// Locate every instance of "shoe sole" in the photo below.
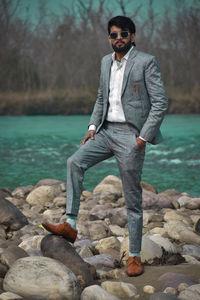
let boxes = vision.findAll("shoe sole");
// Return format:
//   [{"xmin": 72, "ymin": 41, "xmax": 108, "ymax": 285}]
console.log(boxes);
[{"xmin": 41, "ymin": 223, "xmax": 76, "ymax": 243}]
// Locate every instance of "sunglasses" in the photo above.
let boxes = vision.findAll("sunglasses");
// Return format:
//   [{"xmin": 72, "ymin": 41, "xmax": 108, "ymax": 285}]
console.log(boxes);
[{"xmin": 109, "ymin": 31, "xmax": 129, "ymax": 40}]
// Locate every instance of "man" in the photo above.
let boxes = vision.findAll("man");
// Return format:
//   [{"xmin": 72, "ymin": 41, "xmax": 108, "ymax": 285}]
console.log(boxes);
[{"xmin": 43, "ymin": 16, "xmax": 168, "ymax": 276}]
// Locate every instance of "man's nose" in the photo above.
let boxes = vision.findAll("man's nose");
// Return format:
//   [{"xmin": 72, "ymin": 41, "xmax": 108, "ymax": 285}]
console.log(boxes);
[{"xmin": 116, "ymin": 32, "xmax": 122, "ymax": 39}]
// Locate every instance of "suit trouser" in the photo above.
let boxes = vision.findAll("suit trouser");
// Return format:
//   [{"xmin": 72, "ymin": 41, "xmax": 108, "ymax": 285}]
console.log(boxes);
[{"xmin": 66, "ymin": 121, "xmax": 145, "ymax": 253}]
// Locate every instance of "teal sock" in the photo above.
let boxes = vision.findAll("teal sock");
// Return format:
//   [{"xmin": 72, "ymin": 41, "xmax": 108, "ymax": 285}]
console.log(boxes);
[
  {"xmin": 66, "ymin": 215, "xmax": 77, "ymax": 230},
  {"xmin": 129, "ymin": 252, "xmax": 140, "ymax": 257}
]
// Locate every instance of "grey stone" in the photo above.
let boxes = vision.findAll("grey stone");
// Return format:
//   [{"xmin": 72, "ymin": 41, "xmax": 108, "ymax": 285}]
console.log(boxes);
[
  {"xmin": 195, "ymin": 218, "xmax": 200, "ymax": 234},
  {"xmin": 12, "ymin": 186, "xmax": 34, "ymax": 199},
  {"xmin": 87, "ymin": 220, "xmax": 111, "ymax": 240},
  {"xmin": 81, "ymin": 284, "xmax": 120, "ymax": 300},
  {"xmin": 179, "ymin": 284, "xmax": 200, "ymax": 300},
  {"xmin": 101, "ymin": 281, "xmax": 137, "ymax": 298},
  {"xmin": 142, "ymin": 190, "xmax": 173, "ymax": 209},
  {"xmin": 84, "ymin": 254, "xmax": 117, "ymax": 269},
  {"xmin": 109, "ymin": 208, "xmax": 127, "ymax": 227},
  {"xmin": 182, "ymin": 244, "xmax": 200, "ymax": 259},
  {"xmin": 3, "ymin": 256, "xmax": 81, "ymax": 299},
  {"xmin": 41, "ymin": 234, "xmax": 94, "ymax": 287},
  {"xmin": 0, "ymin": 263, "xmax": 8, "ymax": 278},
  {"xmin": 89, "ymin": 205, "xmax": 110, "ymax": 221},
  {"xmin": 26, "ymin": 185, "xmax": 62, "ymax": 206},
  {"xmin": 158, "ymin": 272, "xmax": 198, "ymax": 290},
  {"xmin": 149, "ymin": 292, "xmax": 179, "ymax": 299},
  {"xmin": 0, "ymin": 197, "xmax": 28, "ymax": 230},
  {"xmin": 1, "ymin": 245, "xmax": 28, "ymax": 268}
]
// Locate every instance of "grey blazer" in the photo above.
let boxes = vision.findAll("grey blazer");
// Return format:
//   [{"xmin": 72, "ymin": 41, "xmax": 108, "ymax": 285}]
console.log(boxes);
[{"xmin": 89, "ymin": 48, "xmax": 168, "ymax": 144}]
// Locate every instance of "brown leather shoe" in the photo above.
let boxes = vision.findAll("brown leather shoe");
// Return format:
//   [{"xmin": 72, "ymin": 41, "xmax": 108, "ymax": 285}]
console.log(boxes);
[
  {"xmin": 126, "ymin": 256, "xmax": 143, "ymax": 276},
  {"xmin": 42, "ymin": 222, "xmax": 77, "ymax": 243}
]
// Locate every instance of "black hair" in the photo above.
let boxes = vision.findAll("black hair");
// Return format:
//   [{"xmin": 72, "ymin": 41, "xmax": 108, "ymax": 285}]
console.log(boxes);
[{"xmin": 108, "ymin": 16, "xmax": 136, "ymax": 46}]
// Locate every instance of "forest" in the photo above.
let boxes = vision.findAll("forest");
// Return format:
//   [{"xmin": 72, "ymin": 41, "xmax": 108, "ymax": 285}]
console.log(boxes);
[{"xmin": 0, "ymin": 0, "xmax": 199, "ymax": 115}]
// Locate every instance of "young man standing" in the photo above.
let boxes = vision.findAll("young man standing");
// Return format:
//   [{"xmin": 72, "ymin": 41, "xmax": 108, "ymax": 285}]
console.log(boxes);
[{"xmin": 43, "ymin": 16, "xmax": 168, "ymax": 276}]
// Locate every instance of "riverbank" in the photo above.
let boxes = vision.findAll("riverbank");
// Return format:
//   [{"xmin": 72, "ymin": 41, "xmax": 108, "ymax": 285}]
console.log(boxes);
[
  {"xmin": 0, "ymin": 175, "xmax": 200, "ymax": 299},
  {"xmin": 0, "ymin": 85, "xmax": 200, "ymax": 115}
]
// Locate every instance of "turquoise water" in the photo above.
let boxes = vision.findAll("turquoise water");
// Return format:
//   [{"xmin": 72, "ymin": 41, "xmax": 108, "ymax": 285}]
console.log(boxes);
[{"xmin": 0, "ymin": 115, "xmax": 200, "ymax": 196}]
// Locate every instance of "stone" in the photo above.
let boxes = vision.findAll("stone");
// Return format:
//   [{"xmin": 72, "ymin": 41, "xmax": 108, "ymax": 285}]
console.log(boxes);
[
  {"xmin": 179, "ymin": 284, "xmax": 200, "ymax": 300},
  {"xmin": 0, "ymin": 263, "xmax": 8, "ymax": 278},
  {"xmin": 143, "ymin": 285, "xmax": 155, "ymax": 294},
  {"xmin": 87, "ymin": 220, "xmax": 111, "ymax": 240},
  {"xmin": 1, "ymin": 245, "xmax": 28, "ymax": 268},
  {"xmin": 12, "ymin": 186, "xmax": 34, "ymax": 199},
  {"xmin": 148, "ymin": 234, "xmax": 178, "ymax": 253},
  {"xmin": 101, "ymin": 281, "xmax": 137, "ymax": 298},
  {"xmin": 74, "ymin": 239, "xmax": 93, "ymax": 249},
  {"xmin": 141, "ymin": 181, "xmax": 157, "ymax": 193},
  {"xmin": 158, "ymin": 272, "xmax": 198, "ymax": 290},
  {"xmin": 177, "ymin": 196, "xmax": 200, "ymax": 210},
  {"xmin": 102, "ymin": 269, "xmax": 125, "ymax": 280},
  {"xmin": 53, "ymin": 197, "xmax": 66, "ymax": 207},
  {"xmin": 164, "ymin": 210, "xmax": 192, "ymax": 226},
  {"xmin": 35, "ymin": 179, "xmax": 64, "ymax": 187},
  {"xmin": 0, "ymin": 197, "xmax": 28, "ymax": 230},
  {"xmin": 41, "ymin": 234, "xmax": 94, "ymax": 287},
  {"xmin": 89, "ymin": 205, "xmax": 110, "ymax": 221},
  {"xmin": 109, "ymin": 225, "xmax": 127, "ymax": 237},
  {"xmin": 182, "ymin": 255, "xmax": 200, "ymax": 264},
  {"xmin": 164, "ymin": 220, "xmax": 200, "ymax": 245},
  {"xmin": 142, "ymin": 190, "xmax": 172, "ymax": 209},
  {"xmin": 150, "ymin": 228, "xmax": 167, "ymax": 236},
  {"xmin": 81, "ymin": 284, "xmax": 120, "ymax": 300},
  {"xmin": 178, "ymin": 283, "xmax": 189, "ymax": 292},
  {"xmin": 163, "ymin": 287, "xmax": 177, "ymax": 295},
  {"xmin": 149, "ymin": 292, "xmax": 179, "ymax": 300},
  {"xmin": 195, "ymin": 218, "xmax": 200, "ymax": 234},
  {"xmin": 182, "ymin": 244, "xmax": 200, "ymax": 259},
  {"xmin": 120, "ymin": 236, "xmax": 162, "ymax": 264},
  {"xmin": 109, "ymin": 208, "xmax": 127, "ymax": 227},
  {"xmin": 158, "ymin": 190, "xmax": 182, "ymax": 202},
  {"xmin": 95, "ymin": 237, "xmax": 120, "ymax": 254},
  {"xmin": 84, "ymin": 254, "xmax": 117, "ymax": 269},
  {"xmin": 3, "ymin": 256, "xmax": 81, "ymax": 299},
  {"xmin": 42, "ymin": 208, "xmax": 65, "ymax": 220},
  {"xmin": 18, "ymin": 236, "xmax": 44, "ymax": 251},
  {"xmin": 0, "ymin": 291, "xmax": 22, "ymax": 299},
  {"xmin": 26, "ymin": 185, "xmax": 62, "ymax": 206},
  {"xmin": 78, "ymin": 245, "xmax": 93, "ymax": 259},
  {"xmin": 0, "ymin": 226, "xmax": 6, "ymax": 239}
]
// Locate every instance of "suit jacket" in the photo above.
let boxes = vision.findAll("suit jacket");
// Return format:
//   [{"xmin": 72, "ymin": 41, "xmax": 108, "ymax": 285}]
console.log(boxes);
[{"xmin": 89, "ymin": 48, "xmax": 168, "ymax": 144}]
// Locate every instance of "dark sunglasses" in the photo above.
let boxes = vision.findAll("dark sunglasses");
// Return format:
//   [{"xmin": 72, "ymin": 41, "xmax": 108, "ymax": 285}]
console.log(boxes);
[{"xmin": 109, "ymin": 31, "xmax": 129, "ymax": 40}]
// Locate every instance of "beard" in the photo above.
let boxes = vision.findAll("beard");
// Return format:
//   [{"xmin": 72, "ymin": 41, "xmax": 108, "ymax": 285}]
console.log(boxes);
[{"xmin": 112, "ymin": 40, "xmax": 132, "ymax": 53}]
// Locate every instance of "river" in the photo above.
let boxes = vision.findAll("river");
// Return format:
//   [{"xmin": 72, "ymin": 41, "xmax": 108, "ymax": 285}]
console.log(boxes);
[{"xmin": 0, "ymin": 115, "xmax": 199, "ymax": 196}]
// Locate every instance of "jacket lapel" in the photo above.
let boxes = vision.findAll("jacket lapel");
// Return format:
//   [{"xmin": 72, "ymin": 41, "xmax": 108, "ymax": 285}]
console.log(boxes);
[
  {"xmin": 121, "ymin": 48, "xmax": 138, "ymax": 97},
  {"xmin": 103, "ymin": 55, "xmax": 112, "ymax": 99}
]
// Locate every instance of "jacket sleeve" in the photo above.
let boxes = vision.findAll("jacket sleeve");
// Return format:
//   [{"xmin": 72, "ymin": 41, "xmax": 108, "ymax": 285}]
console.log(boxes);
[
  {"xmin": 88, "ymin": 59, "xmax": 104, "ymax": 129},
  {"xmin": 139, "ymin": 56, "xmax": 168, "ymax": 142}
]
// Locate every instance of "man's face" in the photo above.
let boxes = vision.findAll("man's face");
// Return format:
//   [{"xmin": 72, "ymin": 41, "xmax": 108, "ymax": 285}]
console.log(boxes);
[{"xmin": 108, "ymin": 25, "xmax": 135, "ymax": 53}]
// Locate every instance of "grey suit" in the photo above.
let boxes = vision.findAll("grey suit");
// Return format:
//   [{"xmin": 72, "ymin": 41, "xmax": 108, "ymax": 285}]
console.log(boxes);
[{"xmin": 66, "ymin": 48, "xmax": 168, "ymax": 254}]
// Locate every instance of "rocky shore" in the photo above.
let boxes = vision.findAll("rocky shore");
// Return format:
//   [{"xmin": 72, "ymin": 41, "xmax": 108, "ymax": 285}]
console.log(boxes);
[{"xmin": 0, "ymin": 175, "xmax": 200, "ymax": 300}]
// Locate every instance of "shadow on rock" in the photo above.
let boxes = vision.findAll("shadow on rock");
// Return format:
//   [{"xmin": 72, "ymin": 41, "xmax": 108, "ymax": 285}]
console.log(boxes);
[{"xmin": 41, "ymin": 234, "xmax": 95, "ymax": 287}]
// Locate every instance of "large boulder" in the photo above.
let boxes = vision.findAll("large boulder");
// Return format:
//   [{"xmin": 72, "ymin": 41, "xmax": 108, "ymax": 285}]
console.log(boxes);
[
  {"xmin": 1, "ymin": 245, "xmax": 28, "ymax": 268},
  {"xmin": 142, "ymin": 190, "xmax": 173, "ymax": 209},
  {"xmin": 41, "ymin": 234, "xmax": 94, "ymax": 287},
  {"xmin": 26, "ymin": 185, "xmax": 62, "ymax": 206},
  {"xmin": 0, "ymin": 197, "xmax": 28, "ymax": 231},
  {"xmin": 179, "ymin": 284, "xmax": 200, "ymax": 300},
  {"xmin": 3, "ymin": 256, "xmax": 81, "ymax": 299}
]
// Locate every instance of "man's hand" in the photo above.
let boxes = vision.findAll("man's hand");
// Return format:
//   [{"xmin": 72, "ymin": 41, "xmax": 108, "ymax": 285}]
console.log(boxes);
[
  {"xmin": 136, "ymin": 137, "xmax": 146, "ymax": 150},
  {"xmin": 80, "ymin": 130, "xmax": 95, "ymax": 146}
]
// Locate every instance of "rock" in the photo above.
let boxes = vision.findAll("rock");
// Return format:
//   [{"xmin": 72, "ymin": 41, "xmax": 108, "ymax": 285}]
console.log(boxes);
[
  {"xmin": 148, "ymin": 234, "xmax": 178, "ymax": 253},
  {"xmin": 164, "ymin": 210, "xmax": 192, "ymax": 226},
  {"xmin": 109, "ymin": 208, "xmax": 127, "ymax": 227},
  {"xmin": 18, "ymin": 236, "xmax": 44, "ymax": 251},
  {"xmin": 81, "ymin": 190, "xmax": 92, "ymax": 201},
  {"xmin": 149, "ymin": 292, "xmax": 179, "ymax": 299},
  {"xmin": 3, "ymin": 256, "xmax": 81, "ymax": 299},
  {"xmin": 163, "ymin": 287, "xmax": 177, "ymax": 295},
  {"xmin": 195, "ymin": 219, "xmax": 200, "ymax": 234},
  {"xmin": 78, "ymin": 245, "xmax": 93, "ymax": 259},
  {"xmin": 150, "ymin": 227, "xmax": 167, "ymax": 236},
  {"xmin": 93, "ymin": 175, "xmax": 122, "ymax": 203},
  {"xmin": 87, "ymin": 221, "xmax": 111, "ymax": 240},
  {"xmin": 12, "ymin": 186, "xmax": 34, "ymax": 199},
  {"xmin": 53, "ymin": 197, "xmax": 66, "ymax": 207},
  {"xmin": 0, "ymin": 197, "xmax": 28, "ymax": 230},
  {"xmin": 42, "ymin": 208, "xmax": 65, "ymax": 220},
  {"xmin": 158, "ymin": 272, "xmax": 198, "ymax": 291},
  {"xmin": 0, "ymin": 263, "xmax": 8, "ymax": 278},
  {"xmin": 84, "ymin": 254, "xmax": 117, "ymax": 269},
  {"xmin": 101, "ymin": 281, "xmax": 137, "ymax": 298},
  {"xmin": 182, "ymin": 255, "xmax": 200, "ymax": 264},
  {"xmin": 0, "ymin": 226, "xmax": 6, "ymax": 239},
  {"xmin": 164, "ymin": 220, "xmax": 200, "ymax": 245},
  {"xmin": 109, "ymin": 225, "xmax": 127, "ymax": 237},
  {"xmin": 179, "ymin": 284, "xmax": 200, "ymax": 300},
  {"xmin": 142, "ymin": 190, "xmax": 172, "ymax": 209},
  {"xmin": 96, "ymin": 175, "xmax": 122, "ymax": 189},
  {"xmin": 1, "ymin": 245, "xmax": 28, "ymax": 268},
  {"xmin": 177, "ymin": 196, "xmax": 200, "ymax": 209},
  {"xmin": 35, "ymin": 179, "xmax": 64, "ymax": 187},
  {"xmin": 141, "ymin": 181, "xmax": 157, "ymax": 193},
  {"xmin": 158, "ymin": 190, "xmax": 182, "ymax": 202},
  {"xmin": 89, "ymin": 205, "xmax": 110, "ymax": 221},
  {"xmin": 143, "ymin": 285, "xmax": 155, "ymax": 294},
  {"xmin": 101, "ymin": 269, "xmax": 125, "ymax": 280},
  {"xmin": 81, "ymin": 284, "xmax": 120, "ymax": 300},
  {"xmin": 182, "ymin": 244, "xmax": 200, "ymax": 259},
  {"xmin": 95, "ymin": 237, "xmax": 120, "ymax": 254},
  {"xmin": 178, "ymin": 283, "xmax": 189, "ymax": 292},
  {"xmin": 0, "ymin": 291, "xmax": 22, "ymax": 299},
  {"xmin": 41, "ymin": 234, "xmax": 94, "ymax": 287},
  {"xmin": 74, "ymin": 239, "xmax": 93, "ymax": 249},
  {"xmin": 26, "ymin": 185, "xmax": 62, "ymax": 206},
  {"xmin": 120, "ymin": 236, "xmax": 163, "ymax": 264}
]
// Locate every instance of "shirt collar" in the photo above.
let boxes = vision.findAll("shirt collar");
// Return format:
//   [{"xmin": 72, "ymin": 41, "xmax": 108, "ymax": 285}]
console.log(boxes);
[{"xmin": 112, "ymin": 46, "xmax": 134, "ymax": 62}]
